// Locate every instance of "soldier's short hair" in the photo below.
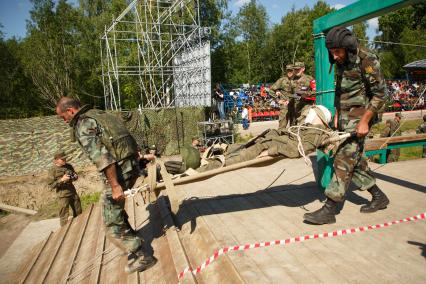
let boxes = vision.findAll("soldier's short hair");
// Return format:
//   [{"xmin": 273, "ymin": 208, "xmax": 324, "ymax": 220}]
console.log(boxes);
[
  {"xmin": 56, "ymin": 97, "xmax": 81, "ymax": 112},
  {"xmin": 395, "ymin": 112, "xmax": 402, "ymax": 118},
  {"xmin": 294, "ymin": 62, "xmax": 305, "ymax": 68},
  {"xmin": 54, "ymin": 151, "xmax": 66, "ymax": 160}
]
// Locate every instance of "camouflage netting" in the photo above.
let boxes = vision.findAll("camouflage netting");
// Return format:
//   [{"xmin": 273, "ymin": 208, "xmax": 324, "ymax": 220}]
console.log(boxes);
[{"xmin": 0, "ymin": 107, "xmax": 207, "ymax": 177}]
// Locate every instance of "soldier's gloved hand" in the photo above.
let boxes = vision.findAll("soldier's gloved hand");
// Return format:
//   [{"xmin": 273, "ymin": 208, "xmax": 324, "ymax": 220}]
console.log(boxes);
[{"xmin": 111, "ymin": 184, "xmax": 125, "ymax": 201}]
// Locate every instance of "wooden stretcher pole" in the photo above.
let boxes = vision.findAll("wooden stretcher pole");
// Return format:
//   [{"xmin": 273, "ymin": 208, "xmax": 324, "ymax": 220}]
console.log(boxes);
[{"xmin": 156, "ymin": 156, "xmax": 282, "ymax": 191}]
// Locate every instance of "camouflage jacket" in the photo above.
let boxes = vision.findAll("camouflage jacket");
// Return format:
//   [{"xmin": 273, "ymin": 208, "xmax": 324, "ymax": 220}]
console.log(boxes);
[
  {"xmin": 381, "ymin": 120, "xmax": 401, "ymax": 138},
  {"xmin": 335, "ymin": 47, "xmax": 385, "ymax": 117},
  {"xmin": 416, "ymin": 122, "xmax": 426, "ymax": 134},
  {"xmin": 47, "ymin": 163, "xmax": 77, "ymax": 198},
  {"xmin": 270, "ymin": 74, "xmax": 313, "ymax": 100},
  {"xmin": 69, "ymin": 106, "xmax": 138, "ymax": 183}
]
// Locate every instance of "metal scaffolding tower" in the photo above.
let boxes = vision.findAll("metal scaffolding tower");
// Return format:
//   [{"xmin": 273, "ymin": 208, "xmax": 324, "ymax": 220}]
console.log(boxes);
[{"xmin": 101, "ymin": 0, "xmax": 211, "ymax": 110}]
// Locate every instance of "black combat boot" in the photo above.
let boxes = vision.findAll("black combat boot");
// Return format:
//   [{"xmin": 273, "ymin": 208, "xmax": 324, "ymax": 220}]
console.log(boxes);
[
  {"xmin": 360, "ymin": 185, "xmax": 389, "ymax": 213},
  {"xmin": 303, "ymin": 198, "xmax": 337, "ymax": 224},
  {"xmin": 126, "ymin": 247, "xmax": 158, "ymax": 274}
]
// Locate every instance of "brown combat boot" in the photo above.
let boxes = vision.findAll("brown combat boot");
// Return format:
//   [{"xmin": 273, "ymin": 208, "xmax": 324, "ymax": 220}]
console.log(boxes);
[
  {"xmin": 126, "ymin": 247, "xmax": 157, "ymax": 274},
  {"xmin": 360, "ymin": 185, "xmax": 389, "ymax": 213},
  {"xmin": 303, "ymin": 198, "xmax": 337, "ymax": 225}
]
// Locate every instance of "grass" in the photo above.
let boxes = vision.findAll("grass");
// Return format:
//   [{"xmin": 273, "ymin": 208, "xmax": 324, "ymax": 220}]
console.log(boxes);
[
  {"xmin": 369, "ymin": 119, "xmax": 424, "ymax": 162},
  {"xmin": 32, "ymin": 191, "xmax": 101, "ymax": 221},
  {"xmin": 370, "ymin": 119, "xmax": 422, "ymax": 136}
]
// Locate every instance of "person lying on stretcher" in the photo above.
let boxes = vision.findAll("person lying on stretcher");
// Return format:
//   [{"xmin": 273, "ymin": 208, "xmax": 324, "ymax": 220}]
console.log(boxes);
[{"xmin": 195, "ymin": 105, "xmax": 341, "ymax": 172}]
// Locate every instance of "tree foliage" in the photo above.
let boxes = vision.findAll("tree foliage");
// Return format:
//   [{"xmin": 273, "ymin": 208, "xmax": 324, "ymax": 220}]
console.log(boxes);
[
  {"xmin": 0, "ymin": 0, "xmax": 425, "ymax": 118},
  {"xmin": 376, "ymin": 3, "xmax": 426, "ymax": 78}
]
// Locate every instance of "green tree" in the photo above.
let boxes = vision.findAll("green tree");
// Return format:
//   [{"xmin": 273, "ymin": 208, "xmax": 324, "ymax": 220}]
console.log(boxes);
[
  {"xmin": 236, "ymin": 0, "xmax": 269, "ymax": 84},
  {"xmin": 376, "ymin": 3, "xmax": 426, "ymax": 78},
  {"xmin": 0, "ymin": 26, "xmax": 45, "ymax": 118},
  {"xmin": 20, "ymin": 0, "xmax": 82, "ymax": 109}
]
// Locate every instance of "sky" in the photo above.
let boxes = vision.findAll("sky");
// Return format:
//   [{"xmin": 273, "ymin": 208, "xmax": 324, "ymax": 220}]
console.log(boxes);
[{"xmin": 0, "ymin": 0, "xmax": 379, "ymax": 40}]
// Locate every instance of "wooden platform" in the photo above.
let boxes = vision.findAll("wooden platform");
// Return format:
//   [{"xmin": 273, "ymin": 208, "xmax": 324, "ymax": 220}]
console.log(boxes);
[{"xmin": 13, "ymin": 157, "xmax": 426, "ymax": 283}]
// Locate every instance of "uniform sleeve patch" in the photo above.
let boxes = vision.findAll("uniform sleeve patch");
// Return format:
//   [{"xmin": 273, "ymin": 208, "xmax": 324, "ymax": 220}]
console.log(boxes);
[{"xmin": 365, "ymin": 66, "xmax": 374, "ymax": 74}]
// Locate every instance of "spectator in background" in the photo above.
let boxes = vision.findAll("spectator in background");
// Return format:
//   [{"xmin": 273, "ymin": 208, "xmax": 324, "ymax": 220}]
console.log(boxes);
[
  {"xmin": 416, "ymin": 115, "xmax": 426, "ymax": 158},
  {"xmin": 241, "ymin": 104, "xmax": 249, "ymax": 130},
  {"xmin": 214, "ymin": 83, "xmax": 225, "ymax": 120}
]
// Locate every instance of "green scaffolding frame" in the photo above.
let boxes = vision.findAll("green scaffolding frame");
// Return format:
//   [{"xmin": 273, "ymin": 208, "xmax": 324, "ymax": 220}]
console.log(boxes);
[{"xmin": 313, "ymin": 0, "xmax": 423, "ymax": 190}]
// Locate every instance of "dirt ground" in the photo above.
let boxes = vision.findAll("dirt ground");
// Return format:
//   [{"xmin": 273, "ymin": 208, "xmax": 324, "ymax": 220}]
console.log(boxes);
[{"xmin": 0, "ymin": 165, "xmax": 103, "ymax": 211}]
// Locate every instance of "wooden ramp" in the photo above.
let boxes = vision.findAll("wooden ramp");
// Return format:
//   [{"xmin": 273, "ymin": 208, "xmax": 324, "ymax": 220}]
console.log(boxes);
[{"xmin": 14, "ymin": 157, "xmax": 426, "ymax": 283}]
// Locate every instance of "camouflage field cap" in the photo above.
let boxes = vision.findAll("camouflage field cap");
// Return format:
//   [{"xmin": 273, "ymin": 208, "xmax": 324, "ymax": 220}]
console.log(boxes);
[
  {"xmin": 395, "ymin": 112, "xmax": 403, "ymax": 118},
  {"xmin": 294, "ymin": 62, "xmax": 305, "ymax": 68},
  {"xmin": 286, "ymin": 64, "xmax": 294, "ymax": 70},
  {"xmin": 54, "ymin": 151, "xmax": 66, "ymax": 160}
]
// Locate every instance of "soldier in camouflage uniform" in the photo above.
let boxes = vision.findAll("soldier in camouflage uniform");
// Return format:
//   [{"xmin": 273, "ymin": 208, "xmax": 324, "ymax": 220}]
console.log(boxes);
[
  {"xmin": 380, "ymin": 113, "xmax": 402, "ymax": 162},
  {"xmin": 270, "ymin": 64, "xmax": 294, "ymax": 130},
  {"xmin": 304, "ymin": 27, "xmax": 390, "ymax": 225},
  {"xmin": 416, "ymin": 115, "xmax": 426, "ymax": 158},
  {"xmin": 270, "ymin": 62, "xmax": 314, "ymax": 130},
  {"xmin": 292, "ymin": 62, "xmax": 315, "ymax": 122},
  {"xmin": 47, "ymin": 151, "xmax": 82, "ymax": 226},
  {"xmin": 56, "ymin": 97, "xmax": 157, "ymax": 273},
  {"xmin": 197, "ymin": 105, "xmax": 333, "ymax": 172}
]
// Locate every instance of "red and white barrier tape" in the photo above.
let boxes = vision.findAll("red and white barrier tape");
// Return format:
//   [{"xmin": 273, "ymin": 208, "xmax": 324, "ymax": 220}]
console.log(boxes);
[{"xmin": 177, "ymin": 212, "xmax": 426, "ymax": 281}]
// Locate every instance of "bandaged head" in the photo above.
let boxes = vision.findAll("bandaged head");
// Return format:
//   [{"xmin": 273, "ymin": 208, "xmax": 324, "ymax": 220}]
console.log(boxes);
[{"xmin": 304, "ymin": 105, "xmax": 332, "ymax": 126}]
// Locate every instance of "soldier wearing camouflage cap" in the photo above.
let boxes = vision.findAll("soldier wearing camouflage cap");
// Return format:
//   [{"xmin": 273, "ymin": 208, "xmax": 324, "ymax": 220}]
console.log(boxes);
[
  {"xmin": 56, "ymin": 97, "xmax": 157, "ymax": 273},
  {"xmin": 270, "ymin": 61, "xmax": 314, "ymax": 130},
  {"xmin": 304, "ymin": 26, "xmax": 389, "ymax": 225},
  {"xmin": 291, "ymin": 61, "xmax": 315, "ymax": 126},
  {"xmin": 47, "ymin": 150, "xmax": 82, "ymax": 226}
]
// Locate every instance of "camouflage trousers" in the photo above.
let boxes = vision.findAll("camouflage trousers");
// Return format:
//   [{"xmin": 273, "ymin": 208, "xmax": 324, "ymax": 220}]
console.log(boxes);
[
  {"xmin": 101, "ymin": 182, "xmax": 142, "ymax": 253},
  {"xmin": 386, "ymin": 148, "xmax": 400, "ymax": 163},
  {"xmin": 325, "ymin": 137, "xmax": 376, "ymax": 202},
  {"xmin": 58, "ymin": 194, "xmax": 82, "ymax": 227},
  {"xmin": 198, "ymin": 127, "xmax": 326, "ymax": 172}
]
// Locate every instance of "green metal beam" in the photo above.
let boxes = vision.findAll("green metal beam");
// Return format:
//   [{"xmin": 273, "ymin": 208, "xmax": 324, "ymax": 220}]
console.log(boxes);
[{"xmin": 313, "ymin": 0, "xmax": 424, "ymax": 34}]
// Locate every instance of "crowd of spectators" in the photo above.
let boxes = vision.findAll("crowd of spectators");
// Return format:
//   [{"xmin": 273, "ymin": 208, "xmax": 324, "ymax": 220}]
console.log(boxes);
[
  {"xmin": 386, "ymin": 80, "xmax": 425, "ymax": 111},
  {"xmin": 220, "ymin": 84, "xmax": 283, "ymax": 123},
  {"xmin": 212, "ymin": 80, "xmax": 425, "ymax": 124}
]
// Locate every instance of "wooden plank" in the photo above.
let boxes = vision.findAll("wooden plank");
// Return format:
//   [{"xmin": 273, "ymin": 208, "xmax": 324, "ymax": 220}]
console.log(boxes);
[
  {"xmin": 156, "ymin": 156, "xmax": 281, "ymax": 190},
  {"xmin": 19, "ymin": 232, "xmax": 53, "ymax": 284},
  {"xmin": 176, "ymin": 199, "xmax": 246, "ymax": 283},
  {"xmin": 157, "ymin": 196, "xmax": 197, "ymax": 284},
  {"xmin": 0, "ymin": 203, "xmax": 37, "ymax": 215},
  {"xmin": 59, "ymin": 204, "xmax": 94, "ymax": 283},
  {"xmin": 65, "ymin": 204, "xmax": 103, "ymax": 283},
  {"xmin": 89, "ymin": 234, "xmax": 106, "ymax": 284},
  {"xmin": 193, "ymin": 200, "xmax": 273, "ymax": 283},
  {"xmin": 365, "ymin": 134, "xmax": 426, "ymax": 150}
]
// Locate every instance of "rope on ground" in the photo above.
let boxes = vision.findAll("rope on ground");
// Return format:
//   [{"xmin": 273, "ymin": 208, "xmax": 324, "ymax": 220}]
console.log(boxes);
[{"xmin": 177, "ymin": 212, "xmax": 426, "ymax": 281}]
